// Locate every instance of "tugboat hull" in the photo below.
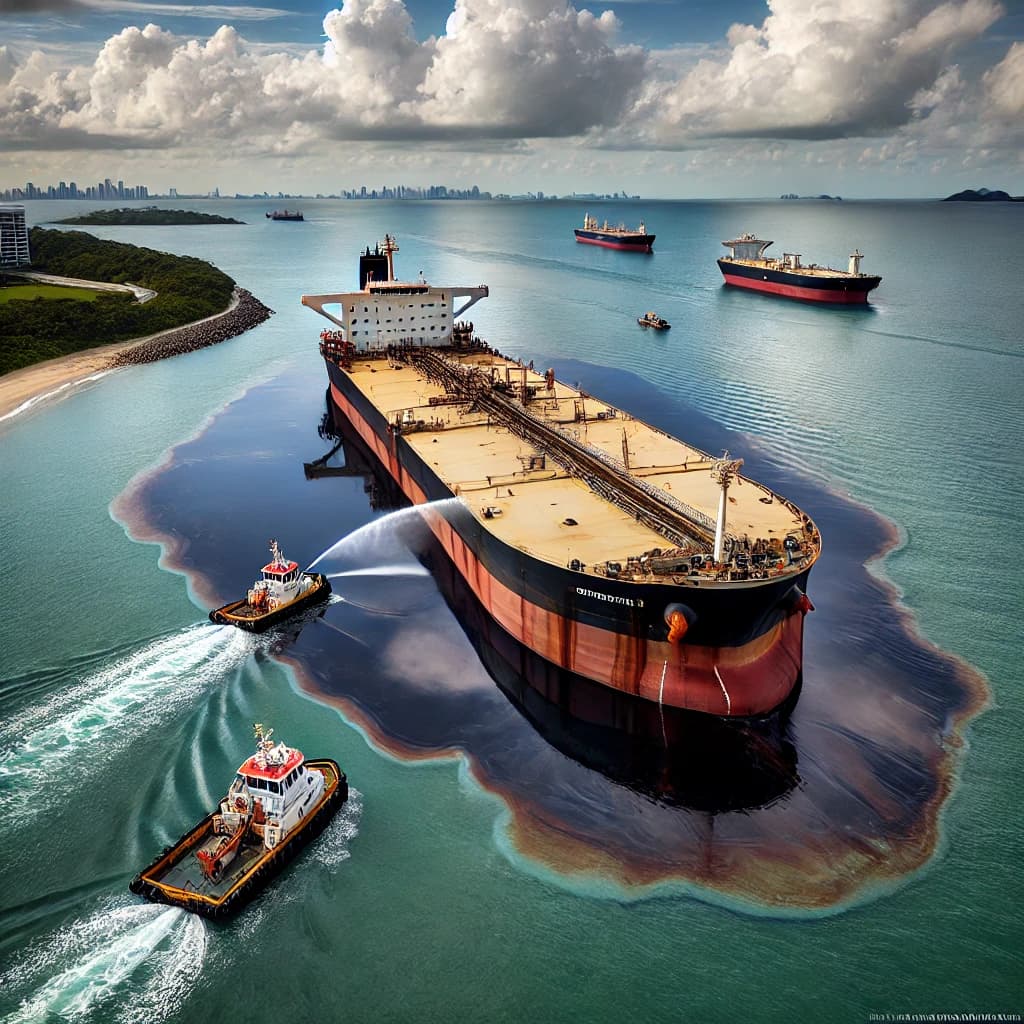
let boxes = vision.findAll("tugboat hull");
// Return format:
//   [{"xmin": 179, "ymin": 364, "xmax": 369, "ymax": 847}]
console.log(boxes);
[
  {"xmin": 209, "ymin": 573, "xmax": 331, "ymax": 632},
  {"xmin": 130, "ymin": 759, "xmax": 347, "ymax": 919}
]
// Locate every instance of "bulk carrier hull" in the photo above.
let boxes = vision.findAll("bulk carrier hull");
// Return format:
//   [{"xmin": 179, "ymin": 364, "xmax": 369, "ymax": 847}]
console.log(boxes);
[
  {"xmin": 304, "ymin": 234, "xmax": 818, "ymax": 720},
  {"xmin": 575, "ymin": 229, "xmax": 655, "ymax": 253},
  {"xmin": 323, "ymin": 358, "xmax": 810, "ymax": 718},
  {"xmin": 718, "ymin": 259, "xmax": 881, "ymax": 303}
]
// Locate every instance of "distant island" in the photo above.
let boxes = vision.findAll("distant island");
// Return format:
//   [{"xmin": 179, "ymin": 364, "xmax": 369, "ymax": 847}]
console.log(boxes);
[
  {"xmin": 943, "ymin": 188, "xmax": 1023, "ymax": 202},
  {"xmin": 781, "ymin": 194, "xmax": 842, "ymax": 201},
  {"xmin": 55, "ymin": 207, "xmax": 245, "ymax": 225}
]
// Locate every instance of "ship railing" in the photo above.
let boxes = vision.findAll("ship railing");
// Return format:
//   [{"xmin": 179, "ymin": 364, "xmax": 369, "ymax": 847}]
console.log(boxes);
[{"xmin": 404, "ymin": 348, "xmax": 727, "ymax": 549}]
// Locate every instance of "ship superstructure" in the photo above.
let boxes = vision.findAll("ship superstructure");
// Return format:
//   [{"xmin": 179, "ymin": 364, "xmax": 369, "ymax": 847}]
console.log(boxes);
[
  {"xmin": 302, "ymin": 236, "xmax": 819, "ymax": 718},
  {"xmin": 718, "ymin": 234, "xmax": 881, "ymax": 303}
]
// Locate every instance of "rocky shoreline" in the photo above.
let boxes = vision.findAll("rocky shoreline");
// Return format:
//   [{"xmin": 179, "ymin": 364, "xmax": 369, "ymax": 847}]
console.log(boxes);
[{"xmin": 108, "ymin": 288, "xmax": 274, "ymax": 368}]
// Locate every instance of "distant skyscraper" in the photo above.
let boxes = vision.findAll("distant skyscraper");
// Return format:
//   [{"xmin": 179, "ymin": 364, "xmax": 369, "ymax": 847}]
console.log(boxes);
[{"xmin": 0, "ymin": 205, "xmax": 31, "ymax": 267}]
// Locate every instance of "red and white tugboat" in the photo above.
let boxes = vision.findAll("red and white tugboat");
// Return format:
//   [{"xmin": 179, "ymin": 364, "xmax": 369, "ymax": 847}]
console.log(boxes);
[
  {"xmin": 130, "ymin": 724, "xmax": 348, "ymax": 918},
  {"xmin": 209, "ymin": 540, "xmax": 331, "ymax": 632}
]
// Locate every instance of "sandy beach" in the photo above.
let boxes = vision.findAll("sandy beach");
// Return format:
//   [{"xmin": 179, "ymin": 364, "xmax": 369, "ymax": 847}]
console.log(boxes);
[
  {"xmin": 0, "ymin": 338, "xmax": 140, "ymax": 423},
  {"xmin": 0, "ymin": 288, "xmax": 271, "ymax": 424}
]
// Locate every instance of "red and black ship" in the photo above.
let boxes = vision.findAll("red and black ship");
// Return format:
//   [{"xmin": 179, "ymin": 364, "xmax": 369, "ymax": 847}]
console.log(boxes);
[
  {"xmin": 574, "ymin": 213, "xmax": 655, "ymax": 253},
  {"xmin": 718, "ymin": 234, "xmax": 881, "ymax": 304},
  {"xmin": 302, "ymin": 236, "xmax": 819, "ymax": 719}
]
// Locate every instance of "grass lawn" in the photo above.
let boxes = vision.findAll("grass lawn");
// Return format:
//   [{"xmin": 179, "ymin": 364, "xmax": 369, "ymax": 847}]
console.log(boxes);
[{"xmin": 0, "ymin": 283, "xmax": 101, "ymax": 303}]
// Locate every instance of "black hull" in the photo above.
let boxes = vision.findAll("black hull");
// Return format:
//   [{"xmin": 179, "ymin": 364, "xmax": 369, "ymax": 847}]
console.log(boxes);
[
  {"xmin": 323, "ymin": 359, "xmax": 812, "ymax": 717},
  {"xmin": 325, "ymin": 358, "xmax": 807, "ymax": 648},
  {"xmin": 718, "ymin": 259, "xmax": 881, "ymax": 303},
  {"xmin": 575, "ymin": 229, "xmax": 655, "ymax": 252}
]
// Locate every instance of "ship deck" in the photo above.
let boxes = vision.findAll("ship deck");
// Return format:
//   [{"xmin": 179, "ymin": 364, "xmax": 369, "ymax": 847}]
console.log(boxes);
[
  {"xmin": 344, "ymin": 350, "xmax": 818, "ymax": 582},
  {"xmin": 720, "ymin": 257, "xmax": 868, "ymax": 280},
  {"xmin": 154, "ymin": 833, "xmax": 267, "ymax": 901}
]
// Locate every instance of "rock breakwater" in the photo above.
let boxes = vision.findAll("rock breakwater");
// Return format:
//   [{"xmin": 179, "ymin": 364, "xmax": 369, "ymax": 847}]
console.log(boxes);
[{"xmin": 108, "ymin": 288, "xmax": 274, "ymax": 368}]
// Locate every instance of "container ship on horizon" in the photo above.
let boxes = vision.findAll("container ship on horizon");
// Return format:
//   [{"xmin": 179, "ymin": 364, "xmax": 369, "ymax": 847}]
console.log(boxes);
[
  {"xmin": 718, "ymin": 234, "xmax": 881, "ymax": 303},
  {"xmin": 574, "ymin": 213, "xmax": 655, "ymax": 253},
  {"xmin": 302, "ymin": 236, "xmax": 820, "ymax": 718}
]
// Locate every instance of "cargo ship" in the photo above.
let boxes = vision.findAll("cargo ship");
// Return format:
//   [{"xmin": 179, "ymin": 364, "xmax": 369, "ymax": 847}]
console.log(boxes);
[
  {"xmin": 574, "ymin": 213, "xmax": 654, "ymax": 253},
  {"xmin": 320, "ymin": 414, "xmax": 801, "ymax": 810},
  {"xmin": 267, "ymin": 209, "xmax": 304, "ymax": 221},
  {"xmin": 718, "ymin": 234, "xmax": 881, "ymax": 303},
  {"xmin": 302, "ymin": 236, "xmax": 820, "ymax": 718}
]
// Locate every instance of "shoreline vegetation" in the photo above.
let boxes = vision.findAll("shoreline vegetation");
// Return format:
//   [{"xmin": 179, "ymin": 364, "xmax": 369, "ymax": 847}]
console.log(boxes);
[
  {"xmin": 54, "ymin": 207, "xmax": 245, "ymax": 225},
  {"xmin": 0, "ymin": 228, "xmax": 273, "ymax": 421}
]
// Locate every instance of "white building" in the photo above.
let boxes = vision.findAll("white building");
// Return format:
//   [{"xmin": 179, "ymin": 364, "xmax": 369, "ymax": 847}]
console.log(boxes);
[{"xmin": 0, "ymin": 205, "xmax": 30, "ymax": 267}]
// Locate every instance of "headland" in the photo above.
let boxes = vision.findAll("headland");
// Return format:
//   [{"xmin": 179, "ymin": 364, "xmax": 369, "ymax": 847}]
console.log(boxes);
[{"xmin": 0, "ymin": 287, "xmax": 272, "ymax": 422}]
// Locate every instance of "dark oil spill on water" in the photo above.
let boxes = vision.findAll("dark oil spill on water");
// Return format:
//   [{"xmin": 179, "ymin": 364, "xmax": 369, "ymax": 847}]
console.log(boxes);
[{"xmin": 114, "ymin": 359, "xmax": 988, "ymax": 911}]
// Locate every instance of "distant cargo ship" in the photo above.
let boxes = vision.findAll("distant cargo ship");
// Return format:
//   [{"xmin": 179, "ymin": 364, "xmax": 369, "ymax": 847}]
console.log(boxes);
[
  {"xmin": 302, "ymin": 234, "xmax": 820, "ymax": 718},
  {"xmin": 267, "ymin": 210, "xmax": 304, "ymax": 221},
  {"xmin": 574, "ymin": 213, "xmax": 654, "ymax": 253},
  {"xmin": 718, "ymin": 234, "xmax": 881, "ymax": 304}
]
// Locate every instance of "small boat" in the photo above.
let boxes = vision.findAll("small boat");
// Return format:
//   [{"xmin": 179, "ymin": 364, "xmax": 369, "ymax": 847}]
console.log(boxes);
[
  {"xmin": 209, "ymin": 540, "xmax": 331, "ymax": 632},
  {"xmin": 266, "ymin": 210, "xmax": 304, "ymax": 221},
  {"xmin": 130, "ymin": 724, "xmax": 347, "ymax": 918},
  {"xmin": 637, "ymin": 311, "xmax": 671, "ymax": 330}
]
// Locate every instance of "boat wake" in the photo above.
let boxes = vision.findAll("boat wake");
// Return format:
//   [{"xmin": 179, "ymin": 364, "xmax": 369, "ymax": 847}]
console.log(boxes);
[
  {"xmin": 0, "ymin": 624, "xmax": 253, "ymax": 824},
  {"xmin": 2, "ymin": 901, "xmax": 206, "ymax": 1024}
]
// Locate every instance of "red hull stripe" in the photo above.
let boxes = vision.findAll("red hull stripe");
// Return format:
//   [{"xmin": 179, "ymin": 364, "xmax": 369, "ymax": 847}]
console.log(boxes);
[
  {"xmin": 722, "ymin": 273, "xmax": 871, "ymax": 304},
  {"xmin": 576, "ymin": 237, "xmax": 652, "ymax": 253},
  {"xmin": 330, "ymin": 380, "xmax": 802, "ymax": 716}
]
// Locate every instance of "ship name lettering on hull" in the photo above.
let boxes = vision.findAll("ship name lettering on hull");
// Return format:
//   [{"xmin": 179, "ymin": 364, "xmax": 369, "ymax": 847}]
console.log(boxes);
[{"xmin": 576, "ymin": 586, "xmax": 644, "ymax": 609}]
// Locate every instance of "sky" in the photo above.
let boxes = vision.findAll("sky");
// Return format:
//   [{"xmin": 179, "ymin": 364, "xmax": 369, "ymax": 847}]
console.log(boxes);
[{"xmin": 1, "ymin": 0, "xmax": 1022, "ymax": 198}]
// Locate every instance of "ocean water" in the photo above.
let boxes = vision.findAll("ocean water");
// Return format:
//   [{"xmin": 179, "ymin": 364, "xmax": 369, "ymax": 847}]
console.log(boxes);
[{"xmin": 1, "ymin": 198, "xmax": 1021, "ymax": 1022}]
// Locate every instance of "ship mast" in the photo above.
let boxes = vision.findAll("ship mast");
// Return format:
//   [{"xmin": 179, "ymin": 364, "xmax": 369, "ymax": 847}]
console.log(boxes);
[
  {"xmin": 711, "ymin": 452, "xmax": 743, "ymax": 563},
  {"xmin": 381, "ymin": 234, "xmax": 399, "ymax": 282}
]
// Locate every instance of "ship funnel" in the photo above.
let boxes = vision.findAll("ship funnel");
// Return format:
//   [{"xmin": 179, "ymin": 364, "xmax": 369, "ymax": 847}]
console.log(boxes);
[{"xmin": 849, "ymin": 249, "xmax": 863, "ymax": 275}]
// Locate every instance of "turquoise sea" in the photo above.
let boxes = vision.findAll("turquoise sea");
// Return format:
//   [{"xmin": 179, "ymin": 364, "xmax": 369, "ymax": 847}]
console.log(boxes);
[{"xmin": 1, "ymin": 198, "xmax": 1021, "ymax": 1022}]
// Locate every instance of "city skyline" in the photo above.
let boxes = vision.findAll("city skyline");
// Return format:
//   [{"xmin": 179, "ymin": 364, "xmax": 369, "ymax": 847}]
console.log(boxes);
[{"xmin": 1, "ymin": 0, "xmax": 1022, "ymax": 198}]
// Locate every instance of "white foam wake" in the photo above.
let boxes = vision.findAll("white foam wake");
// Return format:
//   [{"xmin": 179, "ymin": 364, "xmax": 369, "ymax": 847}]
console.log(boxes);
[
  {"xmin": 0, "ymin": 372, "xmax": 111, "ymax": 425},
  {"xmin": 0, "ymin": 624, "xmax": 253, "ymax": 822},
  {"xmin": 4, "ymin": 902, "xmax": 206, "ymax": 1023}
]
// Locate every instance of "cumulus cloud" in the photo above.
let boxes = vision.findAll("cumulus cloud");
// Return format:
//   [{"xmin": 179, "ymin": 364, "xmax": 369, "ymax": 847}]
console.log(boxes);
[
  {"xmin": 983, "ymin": 40, "xmax": 1024, "ymax": 119},
  {"xmin": 0, "ymin": 0, "xmax": 646, "ymax": 150},
  {"xmin": 0, "ymin": 0, "xmax": 1018, "ymax": 181},
  {"xmin": 621, "ymin": 0, "xmax": 1004, "ymax": 145}
]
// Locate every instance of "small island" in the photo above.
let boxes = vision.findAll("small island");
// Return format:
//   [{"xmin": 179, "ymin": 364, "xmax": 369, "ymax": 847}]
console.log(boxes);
[
  {"xmin": 942, "ymin": 188, "xmax": 1023, "ymax": 202},
  {"xmin": 780, "ymin": 193, "xmax": 842, "ymax": 201},
  {"xmin": 54, "ymin": 207, "xmax": 245, "ymax": 225}
]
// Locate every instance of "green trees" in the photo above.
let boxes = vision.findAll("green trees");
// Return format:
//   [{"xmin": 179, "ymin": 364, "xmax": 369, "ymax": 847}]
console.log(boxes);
[
  {"xmin": 0, "ymin": 229, "xmax": 236, "ymax": 375},
  {"xmin": 55, "ymin": 208, "xmax": 244, "ymax": 225}
]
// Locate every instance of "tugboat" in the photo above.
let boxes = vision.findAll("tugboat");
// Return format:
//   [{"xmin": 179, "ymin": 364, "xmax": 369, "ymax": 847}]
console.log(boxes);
[
  {"xmin": 209, "ymin": 540, "xmax": 331, "ymax": 632},
  {"xmin": 637, "ymin": 311, "xmax": 671, "ymax": 330},
  {"xmin": 130, "ymin": 724, "xmax": 348, "ymax": 919}
]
